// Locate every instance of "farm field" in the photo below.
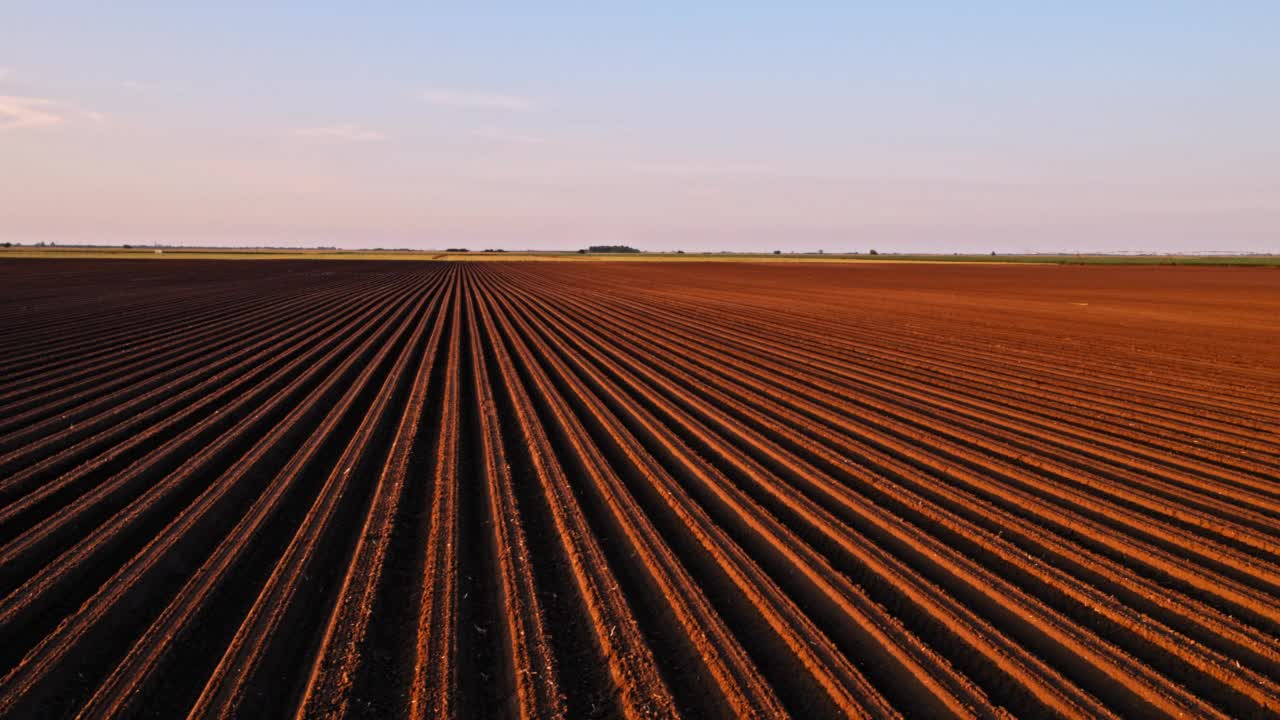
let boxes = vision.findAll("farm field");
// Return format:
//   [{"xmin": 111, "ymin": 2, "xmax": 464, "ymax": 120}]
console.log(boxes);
[
  {"xmin": 5, "ymin": 245, "xmax": 1280, "ymax": 265},
  {"xmin": 1, "ymin": 258, "xmax": 1278, "ymax": 718}
]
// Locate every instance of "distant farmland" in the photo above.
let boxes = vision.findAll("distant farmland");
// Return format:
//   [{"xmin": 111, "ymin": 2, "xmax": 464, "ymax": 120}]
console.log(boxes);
[
  {"xmin": 1, "ymin": 258, "xmax": 1278, "ymax": 718},
  {"xmin": 4, "ymin": 244, "xmax": 1280, "ymax": 265}
]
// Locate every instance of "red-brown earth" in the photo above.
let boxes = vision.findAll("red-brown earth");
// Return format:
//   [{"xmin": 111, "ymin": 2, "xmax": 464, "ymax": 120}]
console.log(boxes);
[{"xmin": 0, "ymin": 258, "xmax": 1277, "ymax": 718}]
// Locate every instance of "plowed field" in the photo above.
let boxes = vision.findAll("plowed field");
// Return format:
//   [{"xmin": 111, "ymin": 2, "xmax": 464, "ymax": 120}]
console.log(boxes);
[{"xmin": 2, "ymin": 258, "xmax": 1278, "ymax": 718}]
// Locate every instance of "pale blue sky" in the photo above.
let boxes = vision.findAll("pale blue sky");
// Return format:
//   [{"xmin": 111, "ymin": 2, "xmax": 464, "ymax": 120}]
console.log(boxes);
[{"xmin": 2, "ymin": 2, "xmax": 1277, "ymax": 251}]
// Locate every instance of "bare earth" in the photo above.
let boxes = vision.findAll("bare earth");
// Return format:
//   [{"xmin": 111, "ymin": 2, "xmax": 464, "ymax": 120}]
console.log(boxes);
[{"xmin": 0, "ymin": 258, "xmax": 1277, "ymax": 718}]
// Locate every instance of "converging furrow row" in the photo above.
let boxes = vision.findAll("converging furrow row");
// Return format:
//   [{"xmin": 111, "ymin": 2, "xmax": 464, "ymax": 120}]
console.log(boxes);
[{"xmin": 0, "ymin": 258, "xmax": 1277, "ymax": 718}]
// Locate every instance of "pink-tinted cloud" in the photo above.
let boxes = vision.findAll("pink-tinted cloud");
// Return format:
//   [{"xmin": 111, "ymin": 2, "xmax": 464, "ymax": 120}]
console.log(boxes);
[
  {"xmin": 418, "ymin": 89, "xmax": 540, "ymax": 112},
  {"xmin": 291, "ymin": 124, "xmax": 386, "ymax": 142},
  {"xmin": 630, "ymin": 161, "xmax": 772, "ymax": 178},
  {"xmin": 0, "ymin": 96, "xmax": 64, "ymax": 130},
  {"xmin": 468, "ymin": 127, "xmax": 546, "ymax": 144}
]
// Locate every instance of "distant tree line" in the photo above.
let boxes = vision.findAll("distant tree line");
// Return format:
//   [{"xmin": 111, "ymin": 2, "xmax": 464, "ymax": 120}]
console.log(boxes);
[{"xmin": 581, "ymin": 245, "xmax": 640, "ymax": 253}]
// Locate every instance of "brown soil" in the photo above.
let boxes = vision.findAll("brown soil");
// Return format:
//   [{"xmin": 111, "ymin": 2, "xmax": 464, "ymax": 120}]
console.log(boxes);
[{"xmin": 0, "ymin": 259, "xmax": 1277, "ymax": 718}]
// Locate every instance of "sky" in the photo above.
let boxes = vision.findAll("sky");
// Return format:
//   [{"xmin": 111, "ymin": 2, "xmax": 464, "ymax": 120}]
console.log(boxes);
[{"xmin": 2, "ymin": 2, "xmax": 1277, "ymax": 253}]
